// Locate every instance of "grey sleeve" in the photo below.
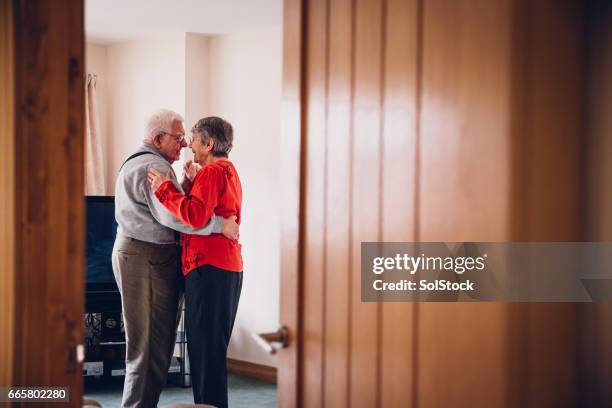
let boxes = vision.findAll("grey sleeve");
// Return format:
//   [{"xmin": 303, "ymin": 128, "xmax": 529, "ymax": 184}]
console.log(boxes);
[{"xmin": 142, "ymin": 162, "xmax": 223, "ymax": 236}]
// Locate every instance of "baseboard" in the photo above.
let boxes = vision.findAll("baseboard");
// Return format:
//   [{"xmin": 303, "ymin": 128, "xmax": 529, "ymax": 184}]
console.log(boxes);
[{"xmin": 227, "ymin": 358, "xmax": 277, "ymax": 384}]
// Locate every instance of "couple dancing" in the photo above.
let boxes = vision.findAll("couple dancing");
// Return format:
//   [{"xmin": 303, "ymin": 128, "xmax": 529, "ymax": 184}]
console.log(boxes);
[{"xmin": 112, "ymin": 110, "xmax": 242, "ymax": 408}]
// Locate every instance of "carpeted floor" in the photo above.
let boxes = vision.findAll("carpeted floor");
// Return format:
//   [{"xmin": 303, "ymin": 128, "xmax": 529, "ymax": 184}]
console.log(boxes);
[{"xmin": 84, "ymin": 373, "xmax": 277, "ymax": 407}]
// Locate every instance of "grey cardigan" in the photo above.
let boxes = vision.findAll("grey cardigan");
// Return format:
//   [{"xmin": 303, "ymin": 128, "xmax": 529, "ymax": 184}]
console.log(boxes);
[{"xmin": 114, "ymin": 144, "xmax": 222, "ymax": 244}]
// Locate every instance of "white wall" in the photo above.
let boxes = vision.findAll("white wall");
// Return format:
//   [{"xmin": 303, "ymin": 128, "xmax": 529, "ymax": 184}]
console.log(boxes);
[
  {"xmin": 185, "ymin": 33, "xmax": 210, "ymax": 156},
  {"xmin": 84, "ymin": 27, "xmax": 282, "ymax": 367},
  {"xmin": 107, "ymin": 34, "xmax": 187, "ymax": 182},
  {"xmin": 209, "ymin": 28, "xmax": 282, "ymax": 367}
]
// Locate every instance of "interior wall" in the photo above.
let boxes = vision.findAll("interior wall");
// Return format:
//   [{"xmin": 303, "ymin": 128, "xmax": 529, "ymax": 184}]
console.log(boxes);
[
  {"xmin": 209, "ymin": 28, "xmax": 282, "ymax": 367},
  {"xmin": 184, "ymin": 33, "xmax": 211, "ymax": 163},
  {"xmin": 106, "ymin": 34, "xmax": 187, "ymax": 181},
  {"xmin": 87, "ymin": 35, "xmax": 195, "ymax": 189}
]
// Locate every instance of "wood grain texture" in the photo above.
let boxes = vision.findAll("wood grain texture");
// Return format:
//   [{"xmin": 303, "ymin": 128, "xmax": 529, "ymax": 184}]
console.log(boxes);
[
  {"xmin": 289, "ymin": 0, "xmax": 586, "ymax": 406},
  {"xmin": 583, "ymin": 1, "xmax": 612, "ymax": 406},
  {"xmin": 11, "ymin": 0, "xmax": 85, "ymax": 404},
  {"xmin": 323, "ymin": 0, "xmax": 352, "ymax": 406},
  {"xmin": 509, "ymin": 1, "xmax": 582, "ymax": 406},
  {"xmin": 302, "ymin": 0, "xmax": 328, "ymax": 406},
  {"xmin": 418, "ymin": 1, "xmax": 514, "ymax": 406},
  {"xmin": 417, "ymin": 1, "xmax": 583, "ymax": 407},
  {"xmin": 349, "ymin": 0, "xmax": 383, "ymax": 406},
  {"xmin": 0, "ymin": 0, "xmax": 16, "ymax": 389},
  {"xmin": 279, "ymin": 0, "xmax": 305, "ymax": 406},
  {"xmin": 380, "ymin": 0, "xmax": 418, "ymax": 406}
]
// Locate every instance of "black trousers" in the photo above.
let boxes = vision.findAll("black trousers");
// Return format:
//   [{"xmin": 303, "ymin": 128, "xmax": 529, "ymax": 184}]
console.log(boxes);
[{"xmin": 185, "ymin": 264, "xmax": 243, "ymax": 408}]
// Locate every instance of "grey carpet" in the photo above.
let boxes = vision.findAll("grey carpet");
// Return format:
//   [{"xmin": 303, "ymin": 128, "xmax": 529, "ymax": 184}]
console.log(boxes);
[{"xmin": 84, "ymin": 374, "xmax": 277, "ymax": 408}]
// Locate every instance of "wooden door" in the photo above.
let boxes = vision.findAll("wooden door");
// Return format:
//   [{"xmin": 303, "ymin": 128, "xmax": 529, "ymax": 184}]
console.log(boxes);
[
  {"xmin": 582, "ymin": 0, "xmax": 612, "ymax": 406},
  {"xmin": 0, "ymin": 0, "xmax": 17, "ymax": 389},
  {"xmin": 417, "ymin": 0, "xmax": 582, "ymax": 406},
  {"xmin": 279, "ymin": 0, "xmax": 585, "ymax": 407},
  {"xmin": 0, "ymin": 1, "xmax": 85, "ymax": 406}
]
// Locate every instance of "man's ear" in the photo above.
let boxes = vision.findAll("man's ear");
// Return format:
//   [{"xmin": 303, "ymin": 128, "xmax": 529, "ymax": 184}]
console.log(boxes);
[
  {"xmin": 206, "ymin": 138, "xmax": 215, "ymax": 152},
  {"xmin": 152, "ymin": 134, "xmax": 162, "ymax": 148}
]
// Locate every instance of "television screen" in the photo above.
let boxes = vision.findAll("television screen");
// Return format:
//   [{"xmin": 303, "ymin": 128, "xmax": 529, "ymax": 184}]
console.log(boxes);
[{"xmin": 86, "ymin": 196, "xmax": 118, "ymax": 292}]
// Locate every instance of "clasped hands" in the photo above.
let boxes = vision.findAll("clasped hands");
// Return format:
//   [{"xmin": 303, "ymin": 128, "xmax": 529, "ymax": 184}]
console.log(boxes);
[
  {"xmin": 147, "ymin": 160, "xmax": 201, "ymax": 191},
  {"xmin": 147, "ymin": 162, "xmax": 239, "ymax": 241}
]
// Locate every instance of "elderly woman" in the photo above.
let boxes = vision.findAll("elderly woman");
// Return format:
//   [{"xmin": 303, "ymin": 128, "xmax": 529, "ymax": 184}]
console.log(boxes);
[{"xmin": 148, "ymin": 116, "xmax": 242, "ymax": 408}]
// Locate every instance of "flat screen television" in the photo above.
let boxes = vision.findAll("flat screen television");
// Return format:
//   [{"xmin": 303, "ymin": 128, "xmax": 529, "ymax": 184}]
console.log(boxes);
[{"xmin": 86, "ymin": 195, "xmax": 118, "ymax": 294}]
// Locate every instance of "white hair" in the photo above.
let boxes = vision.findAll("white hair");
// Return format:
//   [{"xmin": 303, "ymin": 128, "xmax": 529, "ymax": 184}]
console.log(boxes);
[{"xmin": 144, "ymin": 109, "xmax": 184, "ymax": 143}]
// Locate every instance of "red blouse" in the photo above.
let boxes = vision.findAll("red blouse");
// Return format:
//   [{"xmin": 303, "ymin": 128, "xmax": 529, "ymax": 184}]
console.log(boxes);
[{"xmin": 154, "ymin": 159, "xmax": 243, "ymax": 275}]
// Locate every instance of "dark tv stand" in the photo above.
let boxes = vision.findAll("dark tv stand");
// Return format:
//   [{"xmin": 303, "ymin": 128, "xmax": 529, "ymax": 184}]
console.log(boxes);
[
  {"xmin": 86, "ymin": 290, "xmax": 122, "ymax": 314},
  {"xmin": 84, "ymin": 290, "xmax": 191, "ymax": 386}
]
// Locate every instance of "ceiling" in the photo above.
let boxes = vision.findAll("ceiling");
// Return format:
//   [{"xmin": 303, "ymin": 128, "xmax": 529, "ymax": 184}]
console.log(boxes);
[{"xmin": 86, "ymin": 0, "xmax": 283, "ymax": 44}]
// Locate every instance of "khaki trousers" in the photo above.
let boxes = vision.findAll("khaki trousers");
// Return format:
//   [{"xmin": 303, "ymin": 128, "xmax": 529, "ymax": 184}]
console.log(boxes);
[{"xmin": 112, "ymin": 234, "xmax": 182, "ymax": 408}]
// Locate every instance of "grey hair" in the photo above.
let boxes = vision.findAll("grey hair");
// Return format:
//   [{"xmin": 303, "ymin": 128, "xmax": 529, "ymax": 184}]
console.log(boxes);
[
  {"xmin": 191, "ymin": 116, "xmax": 234, "ymax": 158},
  {"xmin": 144, "ymin": 109, "xmax": 184, "ymax": 143}
]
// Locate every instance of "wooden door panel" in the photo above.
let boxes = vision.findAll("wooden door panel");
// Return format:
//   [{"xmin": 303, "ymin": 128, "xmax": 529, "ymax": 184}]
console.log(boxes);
[
  {"xmin": 279, "ymin": 0, "xmax": 304, "ymax": 405},
  {"xmin": 380, "ymin": 0, "xmax": 419, "ymax": 406},
  {"xmin": 349, "ymin": 0, "xmax": 384, "ymax": 406},
  {"xmin": 583, "ymin": 1, "xmax": 612, "ymax": 405},
  {"xmin": 286, "ymin": 0, "xmax": 585, "ymax": 407},
  {"xmin": 302, "ymin": 0, "xmax": 328, "ymax": 405},
  {"xmin": 0, "ymin": 0, "xmax": 16, "ymax": 388},
  {"xmin": 323, "ymin": 0, "xmax": 353, "ymax": 406},
  {"xmin": 1, "ymin": 1, "xmax": 85, "ymax": 405},
  {"xmin": 508, "ymin": 1, "xmax": 583, "ymax": 405},
  {"xmin": 418, "ymin": 0, "xmax": 514, "ymax": 406}
]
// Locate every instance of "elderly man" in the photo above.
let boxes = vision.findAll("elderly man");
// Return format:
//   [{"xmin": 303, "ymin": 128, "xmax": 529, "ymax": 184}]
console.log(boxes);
[{"xmin": 112, "ymin": 109, "xmax": 238, "ymax": 408}]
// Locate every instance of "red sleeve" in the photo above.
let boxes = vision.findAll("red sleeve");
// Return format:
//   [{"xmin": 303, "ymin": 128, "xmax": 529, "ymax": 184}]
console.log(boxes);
[{"xmin": 154, "ymin": 165, "xmax": 224, "ymax": 228}]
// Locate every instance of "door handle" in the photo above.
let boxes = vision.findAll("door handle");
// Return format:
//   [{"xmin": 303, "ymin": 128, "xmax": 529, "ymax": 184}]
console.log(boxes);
[{"xmin": 251, "ymin": 326, "xmax": 289, "ymax": 355}]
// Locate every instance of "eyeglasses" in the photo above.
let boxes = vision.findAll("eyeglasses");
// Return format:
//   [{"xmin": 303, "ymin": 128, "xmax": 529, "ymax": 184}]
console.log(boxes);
[{"xmin": 159, "ymin": 131, "xmax": 186, "ymax": 143}]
